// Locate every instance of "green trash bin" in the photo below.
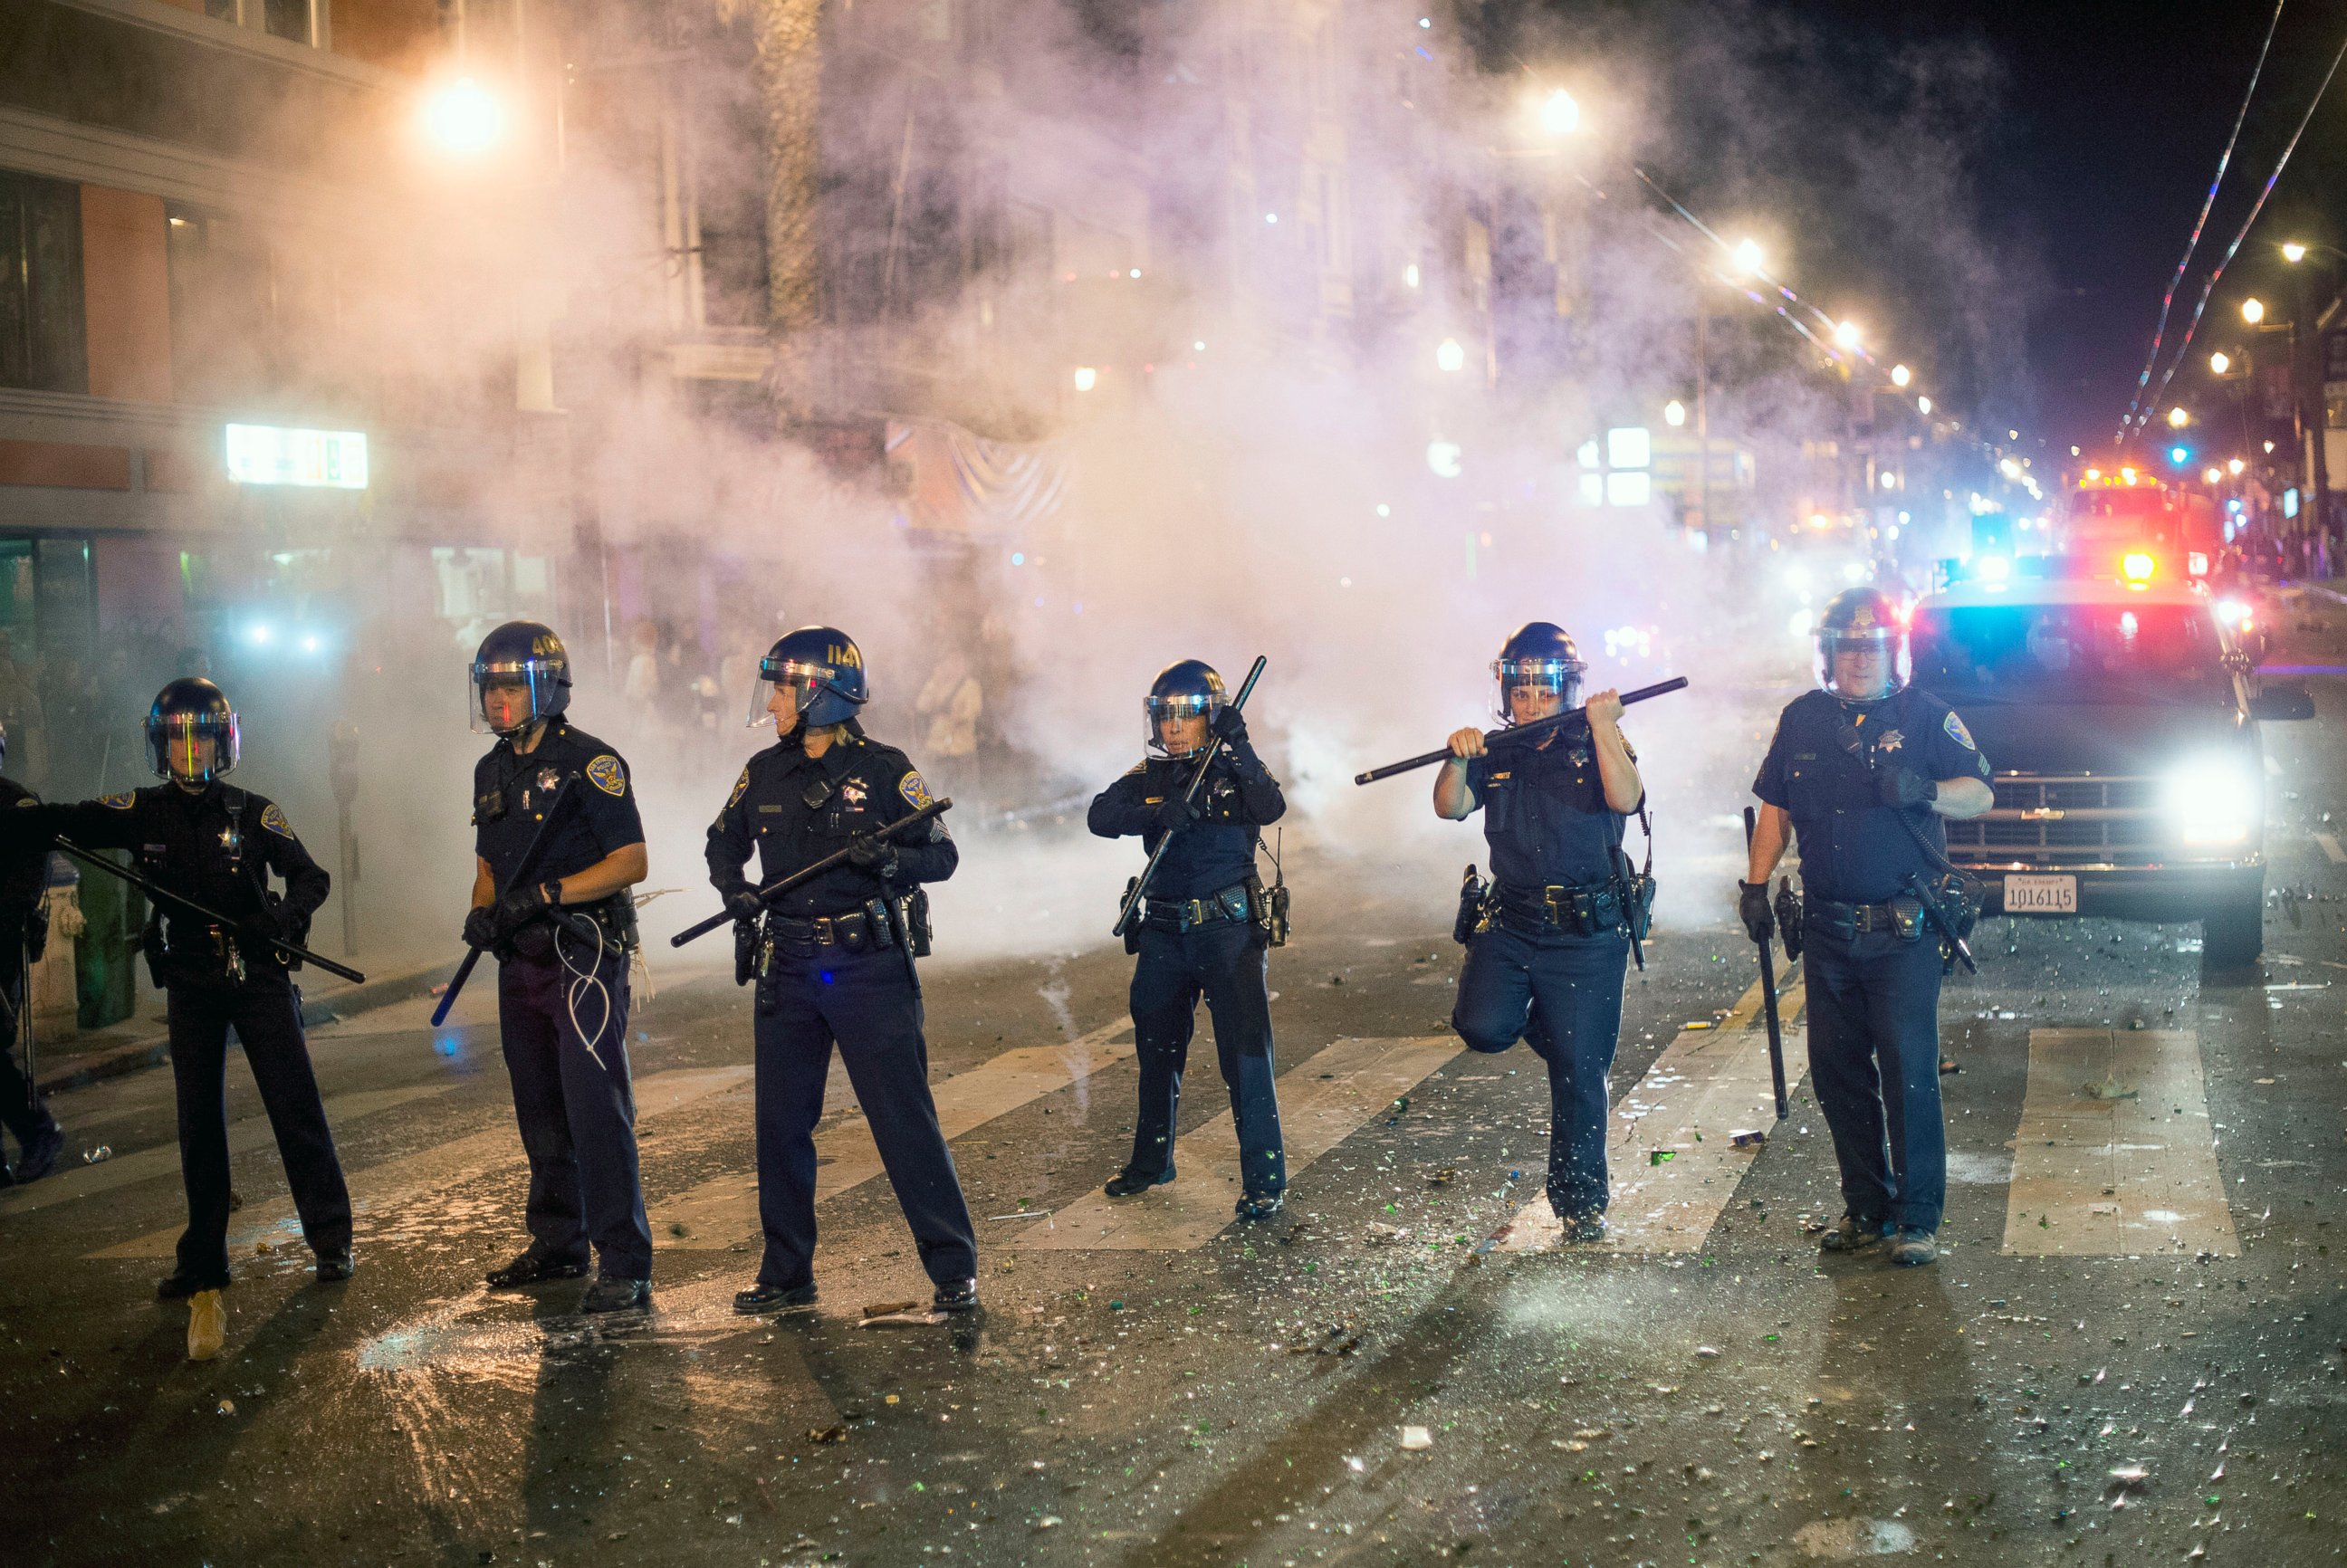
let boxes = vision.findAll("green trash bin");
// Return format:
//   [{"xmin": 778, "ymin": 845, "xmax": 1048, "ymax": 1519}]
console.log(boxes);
[{"xmin": 74, "ymin": 849, "xmax": 144, "ymax": 1031}]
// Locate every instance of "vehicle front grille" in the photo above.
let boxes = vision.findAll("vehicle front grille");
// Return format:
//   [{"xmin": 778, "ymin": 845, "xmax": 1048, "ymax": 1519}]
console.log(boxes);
[{"xmin": 1943, "ymin": 775, "xmax": 2166, "ymax": 867}]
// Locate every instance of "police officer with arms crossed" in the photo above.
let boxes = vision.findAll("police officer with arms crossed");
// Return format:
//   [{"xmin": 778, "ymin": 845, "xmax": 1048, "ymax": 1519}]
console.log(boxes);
[
  {"xmin": 1, "ymin": 718, "xmax": 66, "ymax": 1186},
  {"xmin": 1743, "ymin": 587, "xmax": 1992, "ymax": 1267},
  {"xmin": 709, "ymin": 628, "xmax": 978, "ymax": 1316},
  {"xmin": 1089, "ymin": 660, "xmax": 1288, "ymax": 1219},
  {"xmin": 1436, "ymin": 624, "xmax": 1644, "ymax": 1243},
  {"xmin": 40, "ymin": 680, "xmax": 350, "ymax": 1360},
  {"xmin": 464, "ymin": 622, "xmax": 656, "ymax": 1315}
]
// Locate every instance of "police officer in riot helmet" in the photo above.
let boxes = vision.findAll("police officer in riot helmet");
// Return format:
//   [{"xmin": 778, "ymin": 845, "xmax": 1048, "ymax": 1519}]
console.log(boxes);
[
  {"xmin": 0, "ymin": 717, "xmax": 66, "ymax": 1187},
  {"xmin": 1089, "ymin": 659, "xmax": 1288, "ymax": 1219},
  {"xmin": 1745, "ymin": 586, "xmax": 1992, "ymax": 1267},
  {"xmin": 1435, "ymin": 623, "xmax": 1644, "ymax": 1243},
  {"xmin": 708, "ymin": 627, "xmax": 978, "ymax": 1315},
  {"xmin": 465, "ymin": 621, "xmax": 656, "ymax": 1315},
  {"xmin": 38, "ymin": 678, "xmax": 349, "ymax": 1360}
]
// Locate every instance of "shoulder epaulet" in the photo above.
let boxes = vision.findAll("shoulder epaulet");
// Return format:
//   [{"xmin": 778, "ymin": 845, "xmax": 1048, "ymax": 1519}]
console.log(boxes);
[{"xmin": 1124, "ymin": 759, "xmax": 1150, "ymax": 776}]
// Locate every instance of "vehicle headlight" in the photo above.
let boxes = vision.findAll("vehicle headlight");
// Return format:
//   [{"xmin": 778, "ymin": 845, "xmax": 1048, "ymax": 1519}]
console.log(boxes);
[{"xmin": 2165, "ymin": 757, "xmax": 2260, "ymax": 847}]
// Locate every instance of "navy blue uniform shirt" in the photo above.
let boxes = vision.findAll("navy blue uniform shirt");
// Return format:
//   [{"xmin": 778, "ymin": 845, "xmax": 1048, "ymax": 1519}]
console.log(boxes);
[
  {"xmin": 1461, "ymin": 722, "xmax": 1637, "ymax": 890},
  {"xmin": 49, "ymin": 781, "xmax": 329, "ymax": 972},
  {"xmin": 1088, "ymin": 743, "xmax": 1285, "ymax": 900},
  {"xmin": 1752, "ymin": 686, "xmax": 1992, "ymax": 905},
  {"xmin": 705, "ymin": 724, "xmax": 957, "ymax": 916},
  {"xmin": 472, "ymin": 718, "xmax": 645, "ymax": 892}
]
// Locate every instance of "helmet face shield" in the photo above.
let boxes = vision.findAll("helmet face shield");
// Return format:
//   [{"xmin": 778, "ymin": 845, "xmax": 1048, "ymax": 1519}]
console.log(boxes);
[
  {"xmin": 148, "ymin": 711, "xmax": 240, "ymax": 782},
  {"xmin": 750, "ymin": 656, "xmax": 835, "ymax": 730},
  {"xmin": 1145, "ymin": 691, "xmax": 1221, "ymax": 754},
  {"xmin": 1815, "ymin": 626, "xmax": 1908, "ymax": 699},
  {"xmin": 471, "ymin": 659, "xmax": 564, "ymax": 735},
  {"xmin": 1491, "ymin": 655, "xmax": 1585, "ymax": 725}
]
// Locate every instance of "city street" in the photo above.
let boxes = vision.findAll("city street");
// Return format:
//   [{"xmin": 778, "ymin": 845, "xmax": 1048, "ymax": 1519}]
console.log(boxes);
[{"xmin": 6, "ymin": 602, "xmax": 2345, "ymax": 1568}]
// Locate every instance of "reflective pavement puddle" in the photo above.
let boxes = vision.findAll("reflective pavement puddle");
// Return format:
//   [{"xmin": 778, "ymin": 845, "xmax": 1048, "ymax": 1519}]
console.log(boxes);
[
  {"xmin": 88, "ymin": 1066, "xmax": 753, "ymax": 1260},
  {"xmin": 1014, "ymin": 1035, "xmax": 1461, "ymax": 1251},
  {"xmin": 653, "ymin": 1018, "xmax": 1135, "ymax": 1249},
  {"xmin": 1, "ymin": 1082, "xmax": 460, "ymax": 1219},
  {"xmin": 2002, "ymin": 1028, "xmax": 2238, "ymax": 1257},
  {"xmin": 1492, "ymin": 967, "xmax": 1808, "ymax": 1254}
]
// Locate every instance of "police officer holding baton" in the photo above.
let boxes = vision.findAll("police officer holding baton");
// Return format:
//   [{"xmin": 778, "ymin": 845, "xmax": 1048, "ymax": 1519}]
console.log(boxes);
[
  {"xmin": 464, "ymin": 622, "xmax": 656, "ymax": 1315},
  {"xmin": 707, "ymin": 628, "xmax": 977, "ymax": 1317},
  {"xmin": 1743, "ymin": 588, "xmax": 1992, "ymax": 1267}
]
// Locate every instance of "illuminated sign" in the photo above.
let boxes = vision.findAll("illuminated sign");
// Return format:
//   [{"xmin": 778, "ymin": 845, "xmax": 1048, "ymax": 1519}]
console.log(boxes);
[{"xmin": 225, "ymin": 424, "xmax": 369, "ymax": 489}]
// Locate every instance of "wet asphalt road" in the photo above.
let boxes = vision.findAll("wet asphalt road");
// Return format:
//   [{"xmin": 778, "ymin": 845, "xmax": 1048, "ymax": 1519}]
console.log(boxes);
[{"xmin": 8, "ymin": 601, "xmax": 2347, "ymax": 1568}]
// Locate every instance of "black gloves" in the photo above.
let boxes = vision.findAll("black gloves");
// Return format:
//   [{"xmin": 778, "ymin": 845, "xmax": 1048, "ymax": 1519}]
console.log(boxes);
[
  {"xmin": 1211, "ymin": 707, "xmax": 1250, "ymax": 748},
  {"xmin": 846, "ymin": 837, "xmax": 902, "ymax": 879},
  {"xmin": 724, "ymin": 886, "xmax": 765, "ymax": 923},
  {"xmin": 463, "ymin": 904, "xmax": 500, "ymax": 951},
  {"xmin": 1738, "ymin": 881, "xmax": 1774, "ymax": 944},
  {"xmin": 1874, "ymin": 768, "xmax": 1939, "ymax": 808},
  {"xmin": 494, "ymin": 881, "xmax": 557, "ymax": 941},
  {"xmin": 1152, "ymin": 795, "xmax": 1202, "ymax": 833}
]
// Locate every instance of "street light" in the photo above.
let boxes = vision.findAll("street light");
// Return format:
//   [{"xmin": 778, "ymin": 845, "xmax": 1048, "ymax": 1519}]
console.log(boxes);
[
  {"xmin": 1832, "ymin": 319, "xmax": 1862, "ymax": 350},
  {"xmin": 2209, "ymin": 350, "xmax": 2231, "ymax": 374},
  {"xmin": 2228, "ymin": 457, "xmax": 2246, "ymax": 474},
  {"xmin": 2242, "ymin": 297, "xmax": 2266, "ymax": 324},
  {"xmin": 1890, "ymin": 363, "xmax": 1911, "ymax": 387},
  {"xmin": 2283, "ymin": 242, "xmax": 2308, "ymax": 263},
  {"xmin": 2203, "ymin": 465, "xmax": 2224, "ymax": 484},
  {"xmin": 2168, "ymin": 406, "xmax": 2190, "ymax": 429},
  {"xmin": 1730, "ymin": 238, "xmax": 1764, "ymax": 277},
  {"xmin": 420, "ymin": 77, "xmax": 504, "ymax": 158},
  {"xmin": 1536, "ymin": 89, "xmax": 1581, "ymax": 137},
  {"xmin": 1435, "ymin": 338, "xmax": 1466, "ymax": 373},
  {"xmin": 1072, "ymin": 367, "xmax": 1098, "ymax": 392},
  {"xmin": 1916, "ymin": 396, "xmax": 1932, "ymax": 415},
  {"xmin": 1663, "ymin": 399, "xmax": 1686, "ymax": 427}
]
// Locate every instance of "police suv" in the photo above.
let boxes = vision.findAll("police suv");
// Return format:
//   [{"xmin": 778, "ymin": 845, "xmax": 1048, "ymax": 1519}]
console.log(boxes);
[{"xmin": 1906, "ymin": 562, "xmax": 2313, "ymax": 965}]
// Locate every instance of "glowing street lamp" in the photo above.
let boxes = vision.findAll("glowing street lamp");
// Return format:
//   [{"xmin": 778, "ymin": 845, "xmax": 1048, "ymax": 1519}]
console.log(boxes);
[
  {"xmin": 1435, "ymin": 337, "xmax": 1467, "ymax": 373},
  {"xmin": 1071, "ymin": 366, "xmax": 1098, "ymax": 392},
  {"xmin": 2227, "ymin": 457, "xmax": 2246, "ymax": 474},
  {"xmin": 1916, "ymin": 396, "xmax": 1931, "ymax": 415},
  {"xmin": 1890, "ymin": 363, "xmax": 1911, "ymax": 387},
  {"xmin": 2209, "ymin": 350, "xmax": 2231, "ymax": 374},
  {"xmin": 2283, "ymin": 241, "xmax": 2308, "ymax": 263},
  {"xmin": 1730, "ymin": 238, "xmax": 1765, "ymax": 277},
  {"xmin": 2241, "ymin": 297, "xmax": 2266, "ymax": 324},
  {"xmin": 1663, "ymin": 399, "xmax": 1686, "ymax": 427},
  {"xmin": 1536, "ymin": 89, "xmax": 1582, "ymax": 137},
  {"xmin": 420, "ymin": 77, "xmax": 504, "ymax": 158},
  {"xmin": 2203, "ymin": 466, "xmax": 2223, "ymax": 484},
  {"xmin": 1831, "ymin": 319, "xmax": 1862, "ymax": 350},
  {"xmin": 2167, "ymin": 406, "xmax": 2190, "ymax": 429}
]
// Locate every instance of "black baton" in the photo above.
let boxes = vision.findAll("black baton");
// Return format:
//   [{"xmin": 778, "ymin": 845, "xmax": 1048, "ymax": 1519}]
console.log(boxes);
[
  {"xmin": 673, "ymin": 797, "xmax": 953, "ymax": 948},
  {"xmin": 52, "ymin": 837, "xmax": 366, "ymax": 987},
  {"xmin": 432, "ymin": 777, "xmax": 580, "ymax": 1028},
  {"xmin": 1742, "ymin": 807, "xmax": 1789, "ymax": 1121},
  {"xmin": 1113, "ymin": 655, "xmax": 1268, "ymax": 938},
  {"xmin": 1354, "ymin": 676, "xmax": 1690, "ymax": 786}
]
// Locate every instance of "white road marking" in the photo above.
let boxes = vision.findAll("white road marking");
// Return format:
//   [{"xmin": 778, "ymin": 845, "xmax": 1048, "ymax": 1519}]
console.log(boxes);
[
  {"xmin": 654, "ymin": 1018, "xmax": 1135, "ymax": 1249},
  {"xmin": 1015, "ymin": 1035, "xmax": 1461, "ymax": 1252},
  {"xmin": 88, "ymin": 1066, "xmax": 752, "ymax": 1260},
  {"xmin": 2003, "ymin": 1028, "xmax": 2237, "ymax": 1257},
  {"xmin": 1493, "ymin": 967, "xmax": 1806, "ymax": 1254},
  {"xmin": 0, "ymin": 1083, "xmax": 460, "ymax": 1219},
  {"xmin": 2314, "ymin": 832, "xmax": 2347, "ymax": 865}
]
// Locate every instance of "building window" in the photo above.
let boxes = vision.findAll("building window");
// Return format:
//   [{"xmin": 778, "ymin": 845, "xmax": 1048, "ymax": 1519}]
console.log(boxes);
[
  {"xmin": 0, "ymin": 171, "xmax": 88, "ymax": 395},
  {"xmin": 262, "ymin": 0, "xmax": 311, "ymax": 43}
]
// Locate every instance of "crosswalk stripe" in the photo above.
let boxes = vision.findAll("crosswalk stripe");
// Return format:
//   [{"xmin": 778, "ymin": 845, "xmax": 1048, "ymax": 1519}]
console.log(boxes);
[
  {"xmin": 2315, "ymin": 831, "xmax": 2347, "ymax": 865},
  {"xmin": 0, "ymin": 1082, "xmax": 461, "ymax": 1219},
  {"xmin": 654, "ymin": 1019, "xmax": 1135, "ymax": 1249},
  {"xmin": 1493, "ymin": 966, "xmax": 1806, "ymax": 1254},
  {"xmin": 2002, "ymin": 1028, "xmax": 2237, "ymax": 1257},
  {"xmin": 1014, "ymin": 1035, "xmax": 1461, "ymax": 1252},
  {"xmin": 87, "ymin": 1066, "xmax": 752, "ymax": 1260}
]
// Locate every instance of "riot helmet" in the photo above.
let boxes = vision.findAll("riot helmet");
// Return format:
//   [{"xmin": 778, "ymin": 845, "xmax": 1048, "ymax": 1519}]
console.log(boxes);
[
  {"xmin": 1145, "ymin": 660, "xmax": 1225, "ymax": 756},
  {"xmin": 470, "ymin": 621, "xmax": 572, "ymax": 736},
  {"xmin": 1491, "ymin": 622, "xmax": 1585, "ymax": 725},
  {"xmin": 751, "ymin": 626, "xmax": 868, "ymax": 731},
  {"xmin": 147, "ymin": 677, "xmax": 240, "ymax": 783},
  {"xmin": 1814, "ymin": 587, "xmax": 1907, "ymax": 701}
]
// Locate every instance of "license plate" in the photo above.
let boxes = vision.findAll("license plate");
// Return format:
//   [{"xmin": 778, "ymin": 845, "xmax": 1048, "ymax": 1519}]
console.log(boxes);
[{"xmin": 2003, "ymin": 874, "xmax": 2078, "ymax": 914}]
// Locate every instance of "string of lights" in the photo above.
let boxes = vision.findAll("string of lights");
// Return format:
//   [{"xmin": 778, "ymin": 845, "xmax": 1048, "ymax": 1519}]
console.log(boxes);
[
  {"xmin": 2124, "ymin": 24, "xmax": 2347, "ymax": 446},
  {"xmin": 2119, "ymin": 0, "xmax": 2287, "ymax": 440}
]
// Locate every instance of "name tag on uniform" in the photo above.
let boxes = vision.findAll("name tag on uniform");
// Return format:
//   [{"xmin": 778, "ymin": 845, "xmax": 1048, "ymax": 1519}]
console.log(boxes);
[{"xmin": 757, "ymin": 804, "xmax": 784, "ymax": 814}]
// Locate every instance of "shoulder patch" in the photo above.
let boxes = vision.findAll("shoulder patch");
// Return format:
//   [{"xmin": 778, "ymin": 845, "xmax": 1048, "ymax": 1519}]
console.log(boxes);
[
  {"xmin": 899, "ymin": 770, "xmax": 934, "ymax": 809},
  {"xmin": 1124, "ymin": 760, "xmax": 1149, "ymax": 777},
  {"xmin": 100, "ymin": 790, "xmax": 136, "ymax": 809},
  {"xmin": 725, "ymin": 766, "xmax": 750, "ymax": 809},
  {"xmin": 1943, "ymin": 710, "xmax": 1977, "ymax": 750},
  {"xmin": 586, "ymin": 754, "xmax": 627, "ymax": 798},
  {"xmin": 259, "ymin": 802, "xmax": 295, "ymax": 838}
]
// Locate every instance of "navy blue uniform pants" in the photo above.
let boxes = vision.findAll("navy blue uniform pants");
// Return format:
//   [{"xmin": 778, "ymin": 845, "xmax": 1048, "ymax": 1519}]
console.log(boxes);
[
  {"xmin": 1126, "ymin": 919, "xmax": 1285, "ymax": 1197},
  {"xmin": 1, "ymin": 960, "xmax": 51, "ymax": 1151},
  {"xmin": 1802, "ymin": 923, "xmax": 1947, "ymax": 1233},
  {"xmin": 1451, "ymin": 923, "xmax": 1628, "ymax": 1220},
  {"xmin": 752, "ymin": 943, "xmax": 976, "ymax": 1289},
  {"xmin": 497, "ymin": 946, "xmax": 653, "ymax": 1280},
  {"xmin": 165, "ymin": 978, "xmax": 350, "ymax": 1288}
]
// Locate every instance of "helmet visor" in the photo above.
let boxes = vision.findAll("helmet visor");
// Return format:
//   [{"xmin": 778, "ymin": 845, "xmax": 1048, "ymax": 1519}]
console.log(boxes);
[
  {"xmin": 1145, "ymin": 692, "xmax": 1220, "ymax": 753},
  {"xmin": 750, "ymin": 656, "xmax": 832, "ymax": 730},
  {"xmin": 471, "ymin": 658, "xmax": 562, "ymax": 735},
  {"xmin": 148, "ymin": 712, "xmax": 240, "ymax": 781},
  {"xmin": 1491, "ymin": 655, "xmax": 1585, "ymax": 724},
  {"xmin": 1816, "ymin": 626, "xmax": 1908, "ymax": 698}
]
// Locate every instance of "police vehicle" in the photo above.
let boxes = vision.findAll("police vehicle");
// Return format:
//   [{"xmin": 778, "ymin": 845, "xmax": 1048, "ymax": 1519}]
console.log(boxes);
[{"xmin": 1906, "ymin": 556, "xmax": 2313, "ymax": 965}]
